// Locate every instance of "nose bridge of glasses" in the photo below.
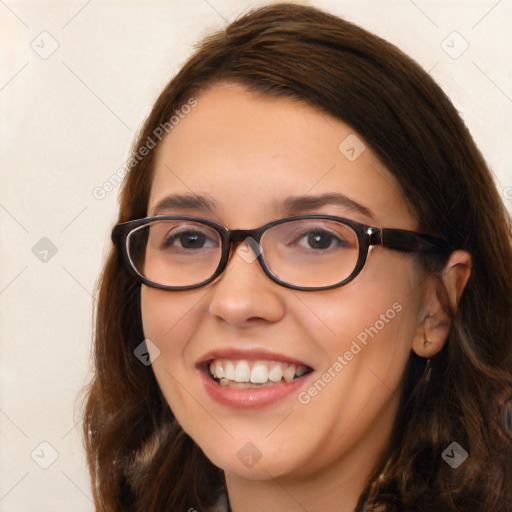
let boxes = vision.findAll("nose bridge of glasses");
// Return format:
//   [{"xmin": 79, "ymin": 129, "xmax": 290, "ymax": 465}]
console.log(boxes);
[{"xmin": 228, "ymin": 228, "xmax": 263, "ymax": 252}]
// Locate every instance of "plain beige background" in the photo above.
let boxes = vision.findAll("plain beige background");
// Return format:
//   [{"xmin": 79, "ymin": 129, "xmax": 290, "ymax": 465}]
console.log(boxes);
[{"xmin": 1, "ymin": 0, "xmax": 511, "ymax": 510}]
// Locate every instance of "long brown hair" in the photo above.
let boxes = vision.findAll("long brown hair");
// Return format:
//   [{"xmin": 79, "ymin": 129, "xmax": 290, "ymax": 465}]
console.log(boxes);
[{"xmin": 83, "ymin": 4, "xmax": 512, "ymax": 511}]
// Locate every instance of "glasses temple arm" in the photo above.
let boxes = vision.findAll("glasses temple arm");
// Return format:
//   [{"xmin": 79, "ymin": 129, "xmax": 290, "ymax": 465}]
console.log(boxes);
[{"xmin": 379, "ymin": 228, "xmax": 451, "ymax": 254}]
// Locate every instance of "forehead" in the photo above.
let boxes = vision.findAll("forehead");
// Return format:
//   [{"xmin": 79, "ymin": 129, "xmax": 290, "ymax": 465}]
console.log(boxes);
[{"xmin": 149, "ymin": 83, "xmax": 415, "ymax": 228}]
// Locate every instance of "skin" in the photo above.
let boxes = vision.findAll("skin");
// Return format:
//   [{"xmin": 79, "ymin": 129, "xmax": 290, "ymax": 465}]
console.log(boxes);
[{"xmin": 141, "ymin": 83, "xmax": 471, "ymax": 512}]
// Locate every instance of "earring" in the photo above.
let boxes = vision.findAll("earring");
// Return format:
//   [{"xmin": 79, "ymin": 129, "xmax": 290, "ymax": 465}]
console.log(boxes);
[{"xmin": 423, "ymin": 358, "xmax": 432, "ymax": 384}]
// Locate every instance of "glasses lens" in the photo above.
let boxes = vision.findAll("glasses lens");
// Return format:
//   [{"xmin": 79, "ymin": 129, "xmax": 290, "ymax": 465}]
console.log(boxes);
[
  {"xmin": 127, "ymin": 220, "xmax": 222, "ymax": 287},
  {"xmin": 261, "ymin": 218, "xmax": 360, "ymax": 287}
]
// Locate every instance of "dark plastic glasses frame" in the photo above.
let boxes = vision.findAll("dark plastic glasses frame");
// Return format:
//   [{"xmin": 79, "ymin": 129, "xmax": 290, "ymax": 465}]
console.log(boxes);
[{"xmin": 112, "ymin": 214, "xmax": 452, "ymax": 292}]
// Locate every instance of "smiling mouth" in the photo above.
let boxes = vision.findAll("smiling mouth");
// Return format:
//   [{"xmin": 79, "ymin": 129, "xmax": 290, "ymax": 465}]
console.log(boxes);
[{"xmin": 204, "ymin": 359, "xmax": 313, "ymax": 389}]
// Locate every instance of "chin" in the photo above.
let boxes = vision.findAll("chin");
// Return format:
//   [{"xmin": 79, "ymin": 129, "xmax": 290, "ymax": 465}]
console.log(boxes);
[{"xmin": 192, "ymin": 434, "xmax": 308, "ymax": 481}]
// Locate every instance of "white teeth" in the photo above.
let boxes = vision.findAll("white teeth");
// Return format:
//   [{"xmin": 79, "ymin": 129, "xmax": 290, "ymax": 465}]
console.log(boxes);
[
  {"xmin": 283, "ymin": 364, "xmax": 296, "ymax": 382},
  {"xmin": 208, "ymin": 359, "xmax": 310, "ymax": 386},
  {"xmin": 268, "ymin": 363, "xmax": 283, "ymax": 382},
  {"xmin": 295, "ymin": 366, "xmax": 308, "ymax": 378},
  {"xmin": 234, "ymin": 361, "xmax": 250, "ymax": 383},
  {"xmin": 214, "ymin": 360, "xmax": 225, "ymax": 379},
  {"xmin": 250, "ymin": 362, "xmax": 269, "ymax": 384},
  {"xmin": 224, "ymin": 361, "xmax": 235, "ymax": 380}
]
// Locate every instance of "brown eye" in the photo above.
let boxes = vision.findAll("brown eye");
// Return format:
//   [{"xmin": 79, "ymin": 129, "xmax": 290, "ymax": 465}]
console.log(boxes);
[{"xmin": 163, "ymin": 231, "xmax": 208, "ymax": 249}]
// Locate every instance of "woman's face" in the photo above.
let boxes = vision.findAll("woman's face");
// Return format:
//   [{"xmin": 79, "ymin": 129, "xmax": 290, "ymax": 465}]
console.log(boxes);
[{"xmin": 141, "ymin": 83, "xmax": 427, "ymax": 481}]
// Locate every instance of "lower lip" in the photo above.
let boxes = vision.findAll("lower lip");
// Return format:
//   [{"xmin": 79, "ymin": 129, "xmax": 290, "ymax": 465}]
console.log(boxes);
[{"xmin": 198, "ymin": 368, "xmax": 313, "ymax": 409}]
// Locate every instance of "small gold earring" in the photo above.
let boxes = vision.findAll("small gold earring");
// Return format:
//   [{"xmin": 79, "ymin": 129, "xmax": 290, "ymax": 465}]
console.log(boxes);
[{"xmin": 424, "ymin": 336, "xmax": 433, "ymax": 347}]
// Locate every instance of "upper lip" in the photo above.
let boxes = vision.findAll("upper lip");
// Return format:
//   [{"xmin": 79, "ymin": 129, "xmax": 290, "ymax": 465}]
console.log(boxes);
[{"xmin": 195, "ymin": 347, "xmax": 313, "ymax": 370}]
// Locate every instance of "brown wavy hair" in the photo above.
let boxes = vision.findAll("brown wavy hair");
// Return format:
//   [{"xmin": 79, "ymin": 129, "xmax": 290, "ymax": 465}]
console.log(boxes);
[{"xmin": 83, "ymin": 3, "xmax": 512, "ymax": 511}]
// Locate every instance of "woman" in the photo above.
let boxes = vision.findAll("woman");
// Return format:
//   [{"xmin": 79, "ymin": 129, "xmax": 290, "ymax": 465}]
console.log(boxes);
[{"xmin": 83, "ymin": 4, "xmax": 512, "ymax": 511}]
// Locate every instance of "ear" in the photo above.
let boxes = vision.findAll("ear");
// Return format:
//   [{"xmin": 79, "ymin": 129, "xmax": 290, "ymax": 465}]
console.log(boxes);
[{"xmin": 412, "ymin": 250, "xmax": 471, "ymax": 358}]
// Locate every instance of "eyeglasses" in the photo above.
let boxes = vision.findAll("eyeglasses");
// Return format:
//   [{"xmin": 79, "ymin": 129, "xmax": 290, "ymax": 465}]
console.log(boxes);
[{"xmin": 112, "ymin": 214, "xmax": 451, "ymax": 291}]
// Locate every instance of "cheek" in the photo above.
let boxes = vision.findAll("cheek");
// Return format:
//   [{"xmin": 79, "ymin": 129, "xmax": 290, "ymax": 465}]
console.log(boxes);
[
  {"xmin": 296, "ymin": 253, "xmax": 422, "ymax": 386},
  {"xmin": 141, "ymin": 286, "xmax": 200, "ymax": 345},
  {"xmin": 140, "ymin": 286, "xmax": 201, "ymax": 401},
  {"xmin": 288, "ymin": 266, "xmax": 421, "ymax": 459}
]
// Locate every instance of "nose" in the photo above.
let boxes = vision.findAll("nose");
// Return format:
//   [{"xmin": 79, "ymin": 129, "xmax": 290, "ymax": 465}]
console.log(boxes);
[{"xmin": 207, "ymin": 239, "xmax": 286, "ymax": 327}]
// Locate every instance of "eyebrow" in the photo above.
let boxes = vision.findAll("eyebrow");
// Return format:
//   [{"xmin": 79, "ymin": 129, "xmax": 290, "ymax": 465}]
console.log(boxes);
[
  {"xmin": 152, "ymin": 194, "xmax": 218, "ymax": 215},
  {"xmin": 275, "ymin": 192, "xmax": 374, "ymax": 219},
  {"xmin": 152, "ymin": 192, "xmax": 374, "ymax": 219}
]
